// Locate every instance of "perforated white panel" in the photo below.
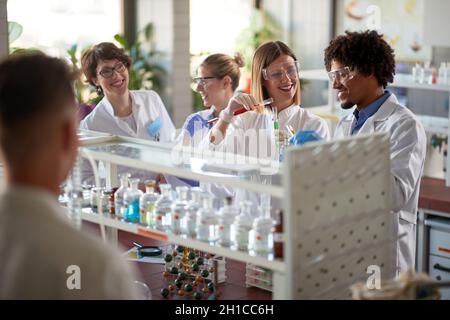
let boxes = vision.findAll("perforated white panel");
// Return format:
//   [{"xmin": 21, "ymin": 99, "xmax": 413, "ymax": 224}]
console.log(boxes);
[{"xmin": 284, "ymin": 133, "xmax": 395, "ymax": 300}]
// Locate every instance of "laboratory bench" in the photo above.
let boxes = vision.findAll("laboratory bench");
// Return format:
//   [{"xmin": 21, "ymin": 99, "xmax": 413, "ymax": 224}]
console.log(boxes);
[
  {"xmin": 81, "ymin": 221, "xmax": 271, "ymax": 300},
  {"xmin": 417, "ymin": 177, "xmax": 450, "ymax": 299}
]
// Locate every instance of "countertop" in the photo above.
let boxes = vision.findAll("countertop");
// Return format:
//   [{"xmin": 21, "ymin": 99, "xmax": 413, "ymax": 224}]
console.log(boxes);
[{"xmin": 419, "ymin": 178, "xmax": 450, "ymax": 215}]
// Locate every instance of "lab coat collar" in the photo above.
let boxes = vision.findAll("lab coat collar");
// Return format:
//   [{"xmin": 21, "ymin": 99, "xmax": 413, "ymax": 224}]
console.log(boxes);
[
  {"xmin": 102, "ymin": 92, "xmax": 141, "ymax": 136},
  {"xmin": 278, "ymin": 104, "xmax": 299, "ymax": 120},
  {"xmin": 342, "ymin": 94, "xmax": 398, "ymax": 123}
]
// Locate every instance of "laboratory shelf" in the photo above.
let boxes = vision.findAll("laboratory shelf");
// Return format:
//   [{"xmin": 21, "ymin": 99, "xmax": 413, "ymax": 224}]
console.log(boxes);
[
  {"xmin": 76, "ymin": 131, "xmax": 395, "ymax": 299},
  {"xmin": 79, "ymin": 132, "xmax": 283, "ymax": 199},
  {"xmin": 301, "ymin": 69, "xmax": 450, "ymax": 92},
  {"xmin": 81, "ymin": 209, "xmax": 285, "ymax": 273}
]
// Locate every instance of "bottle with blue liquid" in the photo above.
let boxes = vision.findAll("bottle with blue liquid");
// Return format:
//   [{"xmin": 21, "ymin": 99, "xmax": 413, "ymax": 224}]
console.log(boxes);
[{"xmin": 124, "ymin": 178, "xmax": 143, "ymax": 223}]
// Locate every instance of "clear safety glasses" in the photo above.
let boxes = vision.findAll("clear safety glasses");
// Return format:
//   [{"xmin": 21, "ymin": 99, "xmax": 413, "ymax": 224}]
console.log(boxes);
[
  {"xmin": 192, "ymin": 76, "xmax": 218, "ymax": 87},
  {"xmin": 98, "ymin": 62, "xmax": 126, "ymax": 78},
  {"xmin": 262, "ymin": 61, "xmax": 300, "ymax": 82},
  {"xmin": 327, "ymin": 66, "xmax": 355, "ymax": 84}
]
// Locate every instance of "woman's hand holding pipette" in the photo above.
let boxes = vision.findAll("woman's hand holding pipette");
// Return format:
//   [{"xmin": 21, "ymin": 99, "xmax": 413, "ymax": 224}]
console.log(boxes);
[{"xmin": 218, "ymin": 93, "xmax": 258, "ymax": 123}]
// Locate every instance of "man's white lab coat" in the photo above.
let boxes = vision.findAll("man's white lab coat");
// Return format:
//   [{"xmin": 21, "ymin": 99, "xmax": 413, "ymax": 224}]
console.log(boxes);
[{"xmin": 334, "ymin": 94, "xmax": 427, "ymax": 274}]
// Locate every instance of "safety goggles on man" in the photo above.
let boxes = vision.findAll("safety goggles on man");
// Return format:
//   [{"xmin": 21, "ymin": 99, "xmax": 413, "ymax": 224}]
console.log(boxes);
[
  {"xmin": 262, "ymin": 61, "xmax": 300, "ymax": 82},
  {"xmin": 98, "ymin": 62, "xmax": 126, "ymax": 78},
  {"xmin": 327, "ymin": 66, "xmax": 355, "ymax": 84}
]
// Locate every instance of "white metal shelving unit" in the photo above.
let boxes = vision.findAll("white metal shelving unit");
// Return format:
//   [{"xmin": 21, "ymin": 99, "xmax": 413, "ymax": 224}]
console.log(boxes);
[{"xmin": 78, "ymin": 130, "xmax": 395, "ymax": 299}]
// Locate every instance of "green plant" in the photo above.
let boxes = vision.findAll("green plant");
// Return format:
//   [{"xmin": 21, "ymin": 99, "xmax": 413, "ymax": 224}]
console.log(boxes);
[
  {"xmin": 234, "ymin": 8, "xmax": 282, "ymax": 74},
  {"xmin": 8, "ymin": 21, "xmax": 41, "ymax": 55},
  {"xmin": 67, "ymin": 44, "xmax": 102, "ymax": 105},
  {"xmin": 114, "ymin": 22, "xmax": 166, "ymax": 93}
]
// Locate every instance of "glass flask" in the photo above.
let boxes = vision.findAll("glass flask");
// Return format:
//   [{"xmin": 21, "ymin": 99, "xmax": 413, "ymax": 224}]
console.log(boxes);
[
  {"xmin": 252, "ymin": 205, "xmax": 275, "ymax": 254},
  {"xmin": 114, "ymin": 173, "xmax": 130, "ymax": 219},
  {"xmin": 154, "ymin": 184, "xmax": 173, "ymax": 231},
  {"xmin": 139, "ymin": 180, "xmax": 158, "ymax": 227},
  {"xmin": 217, "ymin": 197, "xmax": 238, "ymax": 247},
  {"xmin": 66, "ymin": 155, "xmax": 83, "ymax": 229},
  {"xmin": 170, "ymin": 186, "xmax": 189, "ymax": 234},
  {"xmin": 196, "ymin": 193, "xmax": 219, "ymax": 242},
  {"xmin": 182, "ymin": 187, "xmax": 202, "ymax": 237},
  {"xmin": 123, "ymin": 178, "xmax": 143, "ymax": 223},
  {"xmin": 233, "ymin": 201, "xmax": 255, "ymax": 251}
]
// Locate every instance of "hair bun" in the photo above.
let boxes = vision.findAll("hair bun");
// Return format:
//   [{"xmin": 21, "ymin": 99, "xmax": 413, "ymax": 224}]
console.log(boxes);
[{"xmin": 233, "ymin": 52, "xmax": 245, "ymax": 68}]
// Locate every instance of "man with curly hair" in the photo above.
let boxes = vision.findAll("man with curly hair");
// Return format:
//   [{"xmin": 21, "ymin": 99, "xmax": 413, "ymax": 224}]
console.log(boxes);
[{"xmin": 324, "ymin": 30, "xmax": 426, "ymax": 275}]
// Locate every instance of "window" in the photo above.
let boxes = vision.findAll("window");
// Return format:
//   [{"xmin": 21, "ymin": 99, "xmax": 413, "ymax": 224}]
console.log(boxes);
[{"xmin": 7, "ymin": 0, "xmax": 122, "ymax": 57}]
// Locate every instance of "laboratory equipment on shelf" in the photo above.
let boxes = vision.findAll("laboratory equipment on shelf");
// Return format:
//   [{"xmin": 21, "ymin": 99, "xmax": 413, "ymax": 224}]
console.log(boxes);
[
  {"xmin": 114, "ymin": 173, "xmax": 130, "ymax": 219},
  {"xmin": 139, "ymin": 180, "xmax": 158, "ymax": 226},
  {"xmin": 154, "ymin": 184, "xmax": 173, "ymax": 231},
  {"xmin": 124, "ymin": 178, "xmax": 143, "ymax": 223},
  {"xmin": 438, "ymin": 62, "xmax": 448, "ymax": 85},
  {"xmin": 182, "ymin": 187, "xmax": 202, "ymax": 237},
  {"xmin": 66, "ymin": 156, "xmax": 83, "ymax": 229},
  {"xmin": 196, "ymin": 193, "xmax": 219, "ymax": 243},
  {"xmin": 233, "ymin": 201, "xmax": 255, "ymax": 251},
  {"xmin": 252, "ymin": 205, "xmax": 275, "ymax": 255},
  {"xmin": 217, "ymin": 197, "xmax": 239, "ymax": 247},
  {"xmin": 273, "ymin": 209, "xmax": 284, "ymax": 258},
  {"xmin": 170, "ymin": 186, "xmax": 189, "ymax": 234}
]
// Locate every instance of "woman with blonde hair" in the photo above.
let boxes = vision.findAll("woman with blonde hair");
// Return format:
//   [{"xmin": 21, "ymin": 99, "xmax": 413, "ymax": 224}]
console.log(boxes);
[
  {"xmin": 178, "ymin": 52, "xmax": 245, "ymax": 147},
  {"xmin": 209, "ymin": 41, "xmax": 330, "ymax": 155}
]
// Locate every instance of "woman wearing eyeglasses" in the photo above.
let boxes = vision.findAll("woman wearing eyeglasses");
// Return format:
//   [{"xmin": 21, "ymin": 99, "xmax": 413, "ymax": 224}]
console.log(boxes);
[
  {"xmin": 176, "ymin": 52, "xmax": 245, "ymax": 147},
  {"xmin": 208, "ymin": 41, "xmax": 330, "ymax": 155},
  {"xmin": 79, "ymin": 42, "xmax": 174, "ymax": 187},
  {"xmin": 79, "ymin": 42, "xmax": 175, "ymax": 142},
  {"xmin": 166, "ymin": 53, "xmax": 245, "ymax": 189}
]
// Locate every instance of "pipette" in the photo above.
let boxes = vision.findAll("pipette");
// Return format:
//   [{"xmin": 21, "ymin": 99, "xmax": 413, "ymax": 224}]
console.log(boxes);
[{"xmin": 208, "ymin": 97, "xmax": 274, "ymax": 124}]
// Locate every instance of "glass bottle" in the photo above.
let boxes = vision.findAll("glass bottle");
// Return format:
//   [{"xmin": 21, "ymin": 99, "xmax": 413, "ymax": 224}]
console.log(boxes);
[
  {"xmin": 154, "ymin": 184, "xmax": 172, "ymax": 231},
  {"xmin": 66, "ymin": 155, "xmax": 82, "ymax": 229},
  {"xmin": 439, "ymin": 62, "xmax": 448, "ymax": 85},
  {"xmin": 233, "ymin": 201, "xmax": 254, "ymax": 251},
  {"xmin": 182, "ymin": 187, "xmax": 202, "ymax": 237},
  {"xmin": 123, "ymin": 178, "xmax": 143, "ymax": 223},
  {"xmin": 273, "ymin": 209, "xmax": 284, "ymax": 258},
  {"xmin": 252, "ymin": 205, "xmax": 275, "ymax": 254},
  {"xmin": 170, "ymin": 186, "xmax": 189, "ymax": 234},
  {"xmin": 217, "ymin": 197, "xmax": 238, "ymax": 247},
  {"xmin": 139, "ymin": 180, "xmax": 158, "ymax": 227},
  {"xmin": 196, "ymin": 193, "xmax": 219, "ymax": 242},
  {"xmin": 114, "ymin": 173, "xmax": 130, "ymax": 219}
]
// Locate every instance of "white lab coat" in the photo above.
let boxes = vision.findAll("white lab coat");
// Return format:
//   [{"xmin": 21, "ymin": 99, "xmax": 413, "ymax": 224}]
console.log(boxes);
[
  {"xmin": 0, "ymin": 185, "xmax": 140, "ymax": 299},
  {"xmin": 202, "ymin": 105, "xmax": 330, "ymax": 208},
  {"xmin": 334, "ymin": 94, "xmax": 427, "ymax": 274},
  {"xmin": 79, "ymin": 90, "xmax": 176, "ymax": 185},
  {"xmin": 80, "ymin": 90, "xmax": 175, "ymax": 142}
]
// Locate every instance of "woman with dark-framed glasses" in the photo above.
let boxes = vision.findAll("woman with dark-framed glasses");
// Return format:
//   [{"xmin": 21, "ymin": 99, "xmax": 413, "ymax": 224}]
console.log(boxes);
[
  {"xmin": 79, "ymin": 42, "xmax": 175, "ymax": 142},
  {"xmin": 177, "ymin": 52, "xmax": 245, "ymax": 147},
  {"xmin": 78, "ymin": 42, "xmax": 174, "ymax": 187}
]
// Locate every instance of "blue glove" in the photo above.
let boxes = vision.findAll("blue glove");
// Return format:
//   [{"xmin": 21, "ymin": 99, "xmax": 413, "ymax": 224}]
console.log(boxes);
[
  {"xmin": 185, "ymin": 114, "xmax": 209, "ymax": 137},
  {"xmin": 147, "ymin": 117, "xmax": 161, "ymax": 138},
  {"xmin": 288, "ymin": 130, "xmax": 323, "ymax": 146}
]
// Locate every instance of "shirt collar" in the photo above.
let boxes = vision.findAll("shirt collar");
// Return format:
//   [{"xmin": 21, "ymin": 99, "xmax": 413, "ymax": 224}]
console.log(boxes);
[{"xmin": 353, "ymin": 90, "xmax": 391, "ymax": 121}]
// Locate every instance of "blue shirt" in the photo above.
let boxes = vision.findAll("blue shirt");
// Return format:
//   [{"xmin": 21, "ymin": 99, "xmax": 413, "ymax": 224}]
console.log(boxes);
[
  {"xmin": 352, "ymin": 91, "xmax": 391, "ymax": 135},
  {"xmin": 182, "ymin": 107, "xmax": 216, "ymax": 138}
]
